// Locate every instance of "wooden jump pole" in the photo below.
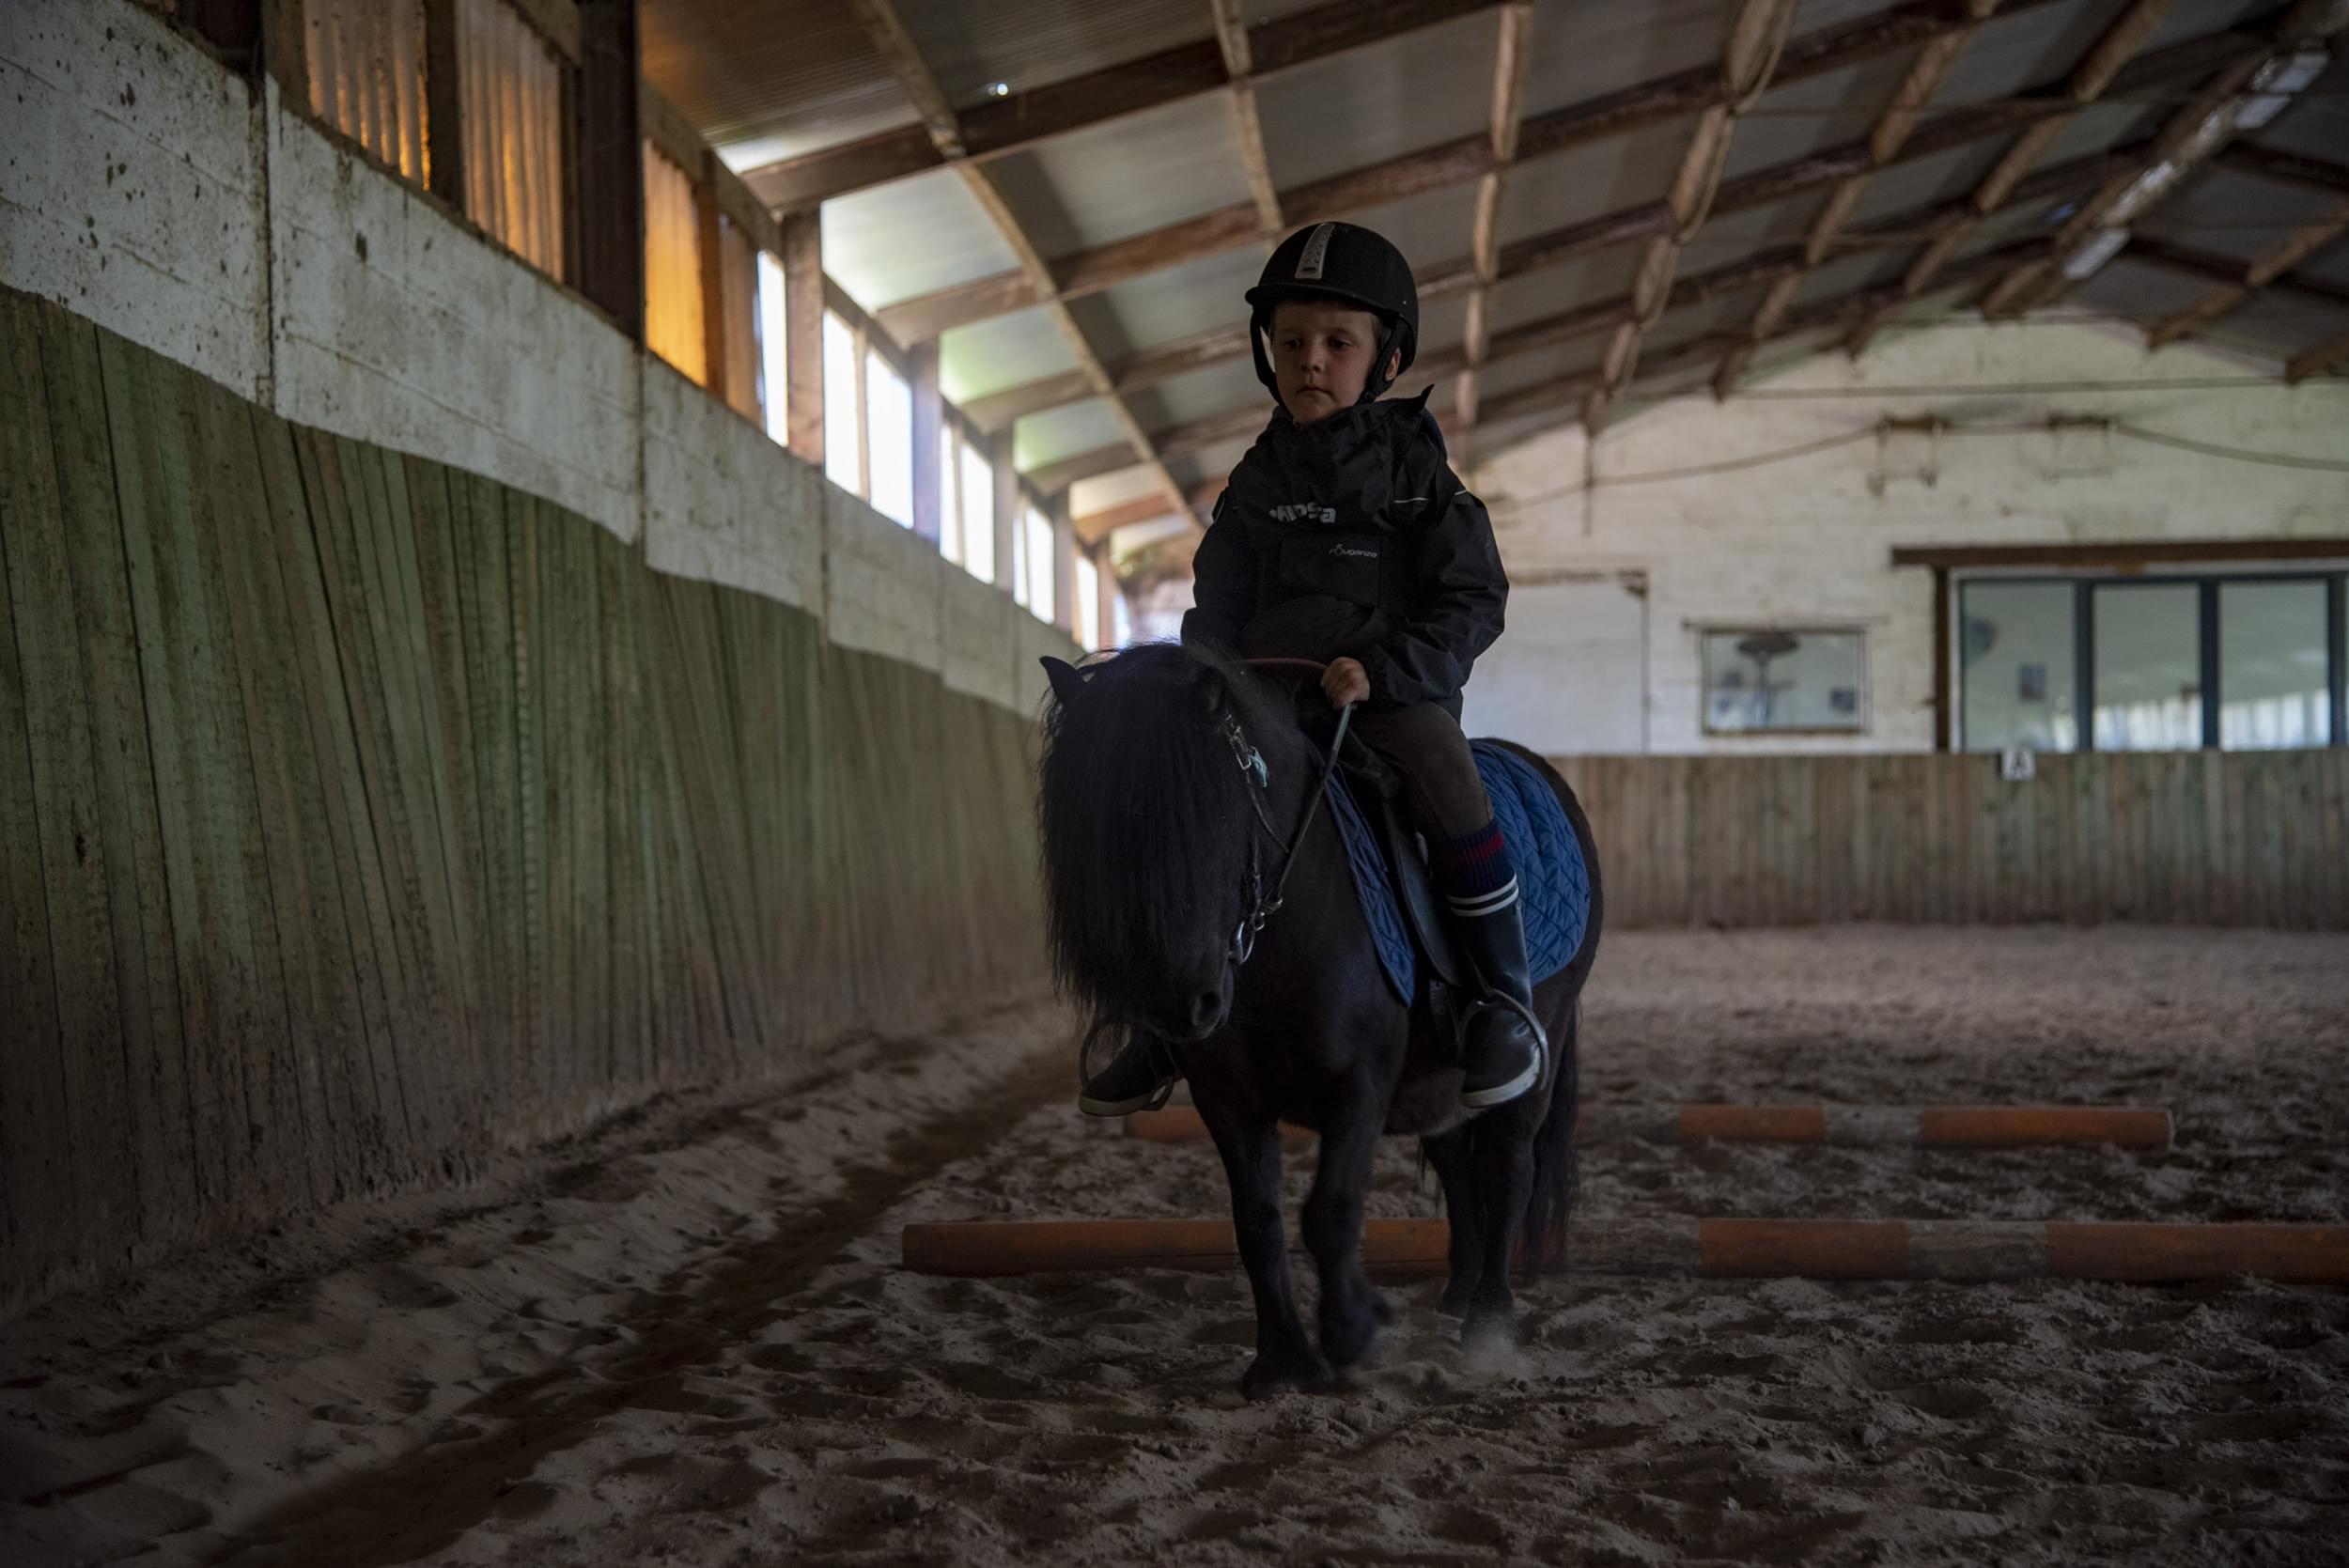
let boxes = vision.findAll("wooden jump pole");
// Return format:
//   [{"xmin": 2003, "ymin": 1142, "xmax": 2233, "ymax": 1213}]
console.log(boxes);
[
  {"xmin": 902, "ymin": 1218, "xmax": 2349, "ymax": 1284},
  {"xmin": 1123, "ymin": 1103, "xmax": 2174, "ymax": 1150}
]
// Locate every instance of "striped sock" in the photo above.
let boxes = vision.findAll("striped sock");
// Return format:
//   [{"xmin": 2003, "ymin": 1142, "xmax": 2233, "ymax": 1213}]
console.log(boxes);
[{"xmin": 1433, "ymin": 818, "xmax": 1517, "ymax": 918}]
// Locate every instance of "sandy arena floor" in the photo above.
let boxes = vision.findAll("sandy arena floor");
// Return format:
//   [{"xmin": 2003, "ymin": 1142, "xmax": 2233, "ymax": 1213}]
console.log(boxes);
[{"xmin": 4, "ymin": 926, "xmax": 2347, "ymax": 1566}]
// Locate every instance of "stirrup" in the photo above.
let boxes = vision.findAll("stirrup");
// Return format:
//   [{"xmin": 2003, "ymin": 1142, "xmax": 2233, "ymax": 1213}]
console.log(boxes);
[{"xmin": 1458, "ymin": 991, "xmax": 1548, "ymax": 1110}]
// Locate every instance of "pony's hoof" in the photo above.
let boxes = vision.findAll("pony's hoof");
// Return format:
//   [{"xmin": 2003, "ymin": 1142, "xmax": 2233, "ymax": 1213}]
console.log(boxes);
[
  {"xmin": 1241, "ymin": 1347, "xmax": 1330, "ymax": 1400},
  {"xmin": 1460, "ymin": 1310, "xmax": 1517, "ymax": 1358}
]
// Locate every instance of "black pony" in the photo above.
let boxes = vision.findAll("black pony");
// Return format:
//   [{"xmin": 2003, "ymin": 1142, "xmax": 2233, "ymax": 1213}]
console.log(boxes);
[{"xmin": 1038, "ymin": 643, "xmax": 1603, "ymax": 1396}]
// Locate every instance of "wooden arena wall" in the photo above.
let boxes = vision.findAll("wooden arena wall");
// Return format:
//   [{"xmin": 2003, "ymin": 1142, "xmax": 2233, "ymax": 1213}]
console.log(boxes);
[
  {"xmin": 1552, "ymin": 751, "xmax": 2349, "ymax": 930},
  {"xmin": 0, "ymin": 291, "xmax": 1052, "ymax": 1312}
]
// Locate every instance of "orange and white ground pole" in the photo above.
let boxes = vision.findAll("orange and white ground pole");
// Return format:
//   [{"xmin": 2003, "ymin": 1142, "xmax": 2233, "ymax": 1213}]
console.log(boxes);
[{"xmin": 902, "ymin": 1218, "xmax": 2348, "ymax": 1284}]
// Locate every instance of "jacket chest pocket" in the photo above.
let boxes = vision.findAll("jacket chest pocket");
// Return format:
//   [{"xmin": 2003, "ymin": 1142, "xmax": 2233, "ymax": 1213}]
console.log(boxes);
[{"xmin": 1277, "ymin": 532, "xmax": 1384, "ymax": 607}]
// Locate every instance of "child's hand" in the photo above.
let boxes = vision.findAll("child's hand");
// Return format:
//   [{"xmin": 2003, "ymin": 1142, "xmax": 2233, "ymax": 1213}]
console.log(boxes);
[{"xmin": 1321, "ymin": 657, "xmax": 1371, "ymax": 708}]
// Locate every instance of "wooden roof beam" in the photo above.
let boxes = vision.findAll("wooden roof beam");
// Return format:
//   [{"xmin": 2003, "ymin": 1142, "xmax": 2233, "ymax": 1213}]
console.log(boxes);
[
  {"xmin": 2218, "ymin": 142, "xmax": 2349, "ymax": 194},
  {"xmin": 741, "ymin": 0, "xmax": 1511, "ymax": 211},
  {"xmin": 846, "ymin": 0, "xmax": 1195, "ymax": 533},
  {"xmin": 1583, "ymin": 0, "xmax": 1802, "ymax": 435},
  {"xmin": 1209, "ymin": 0, "xmax": 1285, "ymax": 234},
  {"xmin": 1716, "ymin": 0, "xmax": 2003, "ymax": 399},
  {"xmin": 1073, "ymin": 494, "xmax": 1181, "ymax": 546},
  {"xmin": 869, "ymin": 0, "xmax": 2098, "ymax": 345},
  {"xmin": 1978, "ymin": 0, "xmax": 2349, "ymax": 322},
  {"xmin": 1455, "ymin": 3, "xmax": 1535, "ymax": 456},
  {"xmin": 2145, "ymin": 200, "xmax": 2349, "ymax": 348},
  {"xmin": 2284, "ymin": 325, "xmax": 2349, "ymax": 382}
]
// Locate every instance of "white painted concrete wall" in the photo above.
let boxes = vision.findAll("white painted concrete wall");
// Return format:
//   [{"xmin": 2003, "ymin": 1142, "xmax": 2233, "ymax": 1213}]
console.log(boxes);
[
  {"xmin": 3, "ymin": 0, "xmax": 1072, "ymax": 709},
  {"xmin": 1469, "ymin": 321, "xmax": 2349, "ymax": 754}
]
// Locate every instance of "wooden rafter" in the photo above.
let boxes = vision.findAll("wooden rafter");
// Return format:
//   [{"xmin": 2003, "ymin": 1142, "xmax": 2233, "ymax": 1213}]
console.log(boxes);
[
  {"xmin": 868, "ymin": 0, "xmax": 2108, "ymax": 346},
  {"xmin": 1454, "ymin": 3, "xmax": 1534, "ymax": 455},
  {"xmin": 2145, "ymin": 200, "xmax": 2349, "ymax": 348},
  {"xmin": 1010, "ymin": 143, "xmax": 2136, "ymax": 487},
  {"xmin": 1209, "ymin": 0, "xmax": 1284, "ymax": 233},
  {"xmin": 844, "ymin": 0, "xmax": 1195, "ymax": 528},
  {"xmin": 2218, "ymin": 142, "xmax": 2349, "ymax": 194},
  {"xmin": 1976, "ymin": 0, "xmax": 2349, "ymax": 322},
  {"xmin": 1582, "ymin": 0, "xmax": 1800, "ymax": 435},
  {"xmin": 2285, "ymin": 326, "xmax": 2349, "ymax": 382},
  {"xmin": 1713, "ymin": 0, "xmax": 2003, "ymax": 399},
  {"xmin": 1073, "ymin": 494, "xmax": 1180, "ymax": 546}
]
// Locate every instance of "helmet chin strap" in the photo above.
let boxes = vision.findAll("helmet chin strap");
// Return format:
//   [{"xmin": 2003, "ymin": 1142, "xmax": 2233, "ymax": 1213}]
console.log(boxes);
[{"xmin": 1356, "ymin": 318, "xmax": 1403, "ymax": 405}]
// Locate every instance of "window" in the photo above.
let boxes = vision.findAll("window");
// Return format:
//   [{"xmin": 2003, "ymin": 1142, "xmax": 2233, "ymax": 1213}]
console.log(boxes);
[
  {"xmin": 457, "ymin": 0, "xmax": 566, "ymax": 277},
  {"xmin": 1009, "ymin": 504, "xmax": 1030, "ymax": 608},
  {"xmin": 1955, "ymin": 569, "xmax": 2346, "ymax": 753},
  {"xmin": 757, "ymin": 251, "xmax": 789, "ymax": 445},
  {"xmin": 2219, "ymin": 581, "xmax": 2332, "ymax": 749},
  {"xmin": 1112, "ymin": 591, "xmax": 1132, "ymax": 650},
  {"xmin": 716, "ymin": 216, "xmax": 760, "ymax": 423},
  {"xmin": 1075, "ymin": 552, "xmax": 1100, "ymax": 649},
  {"xmin": 1960, "ymin": 582, "xmax": 2078, "ymax": 753},
  {"xmin": 305, "ymin": 0, "xmax": 428, "ymax": 183},
  {"xmin": 642, "ymin": 145, "xmax": 705, "ymax": 382},
  {"xmin": 865, "ymin": 349, "xmax": 913, "ymax": 527},
  {"xmin": 823, "ymin": 312, "xmax": 861, "ymax": 494},
  {"xmin": 958, "ymin": 443, "xmax": 996, "ymax": 584},
  {"xmin": 1024, "ymin": 507, "xmax": 1056, "ymax": 622},
  {"xmin": 1701, "ymin": 629, "xmax": 1866, "ymax": 735}
]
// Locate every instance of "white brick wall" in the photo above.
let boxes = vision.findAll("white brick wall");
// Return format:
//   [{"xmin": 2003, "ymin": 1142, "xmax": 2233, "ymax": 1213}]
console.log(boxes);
[
  {"xmin": 7, "ymin": 0, "xmax": 1084, "ymax": 711},
  {"xmin": 1470, "ymin": 321, "xmax": 2349, "ymax": 755},
  {"xmin": 1, "ymin": 0, "xmax": 268, "ymax": 399}
]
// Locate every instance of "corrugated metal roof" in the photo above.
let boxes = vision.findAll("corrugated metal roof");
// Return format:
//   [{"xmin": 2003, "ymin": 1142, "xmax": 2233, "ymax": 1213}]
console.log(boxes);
[
  {"xmin": 1476, "ymin": 339, "xmax": 1601, "ymax": 401},
  {"xmin": 1074, "ymin": 246, "xmax": 1270, "ymax": 362},
  {"xmin": 1255, "ymin": 8, "xmax": 1500, "ymax": 190},
  {"xmin": 1340, "ymin": 183, "xmax": 1486, "ymax": 278},
  {"xmin": 1503, "ymin": 119, "xmax": 1691, "ymax": 247},
  {"xmin": 1015, "ymin": 396, "xmax": 1129, "ymax": 471},
  {"xmin": 1929, "ymin": 0, "xmax": 2131, "ymax": 109},
  {"xmin": 646, "ymin": 0, "xmax": 917, "ymax": 168},
  {"xmin": 1419, "ymin": 294, "xmax": 1472, "ymax": 359},
  {"xmin": 1791, "ymin": 246, "xmax": 1907, "ymax": 312},
  {"xmin": 1846, "ymin": 141, "xmax": 2006, "ymax": 233},
  {"xmin": 940, "ymin": 304, "xmax": 1080, "ymax": 404},
  {"xmin": 2139, "ymin": 165, "xmax": 2341, "ymax": 271},
  {"xmin": 2201, "ymin": 287, "xmax": 2349, "ymax": 363},
  {"xmin": 2072, "ymin": 254, "xmax": 2214, "ymax": 324},
  {"xmin": 989, "ymin": 93, "xmax": 1252, "ymax": 256},
  {"xmin": 1517, "ymin": 0, "xmax": 1729, "ymax": 122},
  {"xmin": 2239, "ymin": 56, "xmax": 2349, "ymax": 163},
  {"xmin": 1724, "ymin": 50, "xmax": 1914, "ymax": 185},
  {"xmin": 2036, "ymin": 101, "xmax": 2164, "ymax": 173},
  {"xmin": 1487, "ymin": 250, "xmax": 1644, "ymax": 331},
  {"xmin": 894, "ymin": 0, "xmax": 1213, "ymax": 112},
  {"xmin": 2140, "ymin": 0, "xmax": 2276, "ymax": 56},
  {"xmin": 822, "ymin": 166, "xmax": 1022, "ymax": 311},
  {"xmin": 1127, "ymin": 358, "xmax": 1268, "ymax": 431},
  {"xmin": 2302, "ymin": 236, "xmax": 2349, "ymax": 294}
]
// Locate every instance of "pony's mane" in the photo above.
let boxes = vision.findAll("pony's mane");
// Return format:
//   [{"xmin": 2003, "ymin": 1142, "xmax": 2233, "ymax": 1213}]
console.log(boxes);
[{"xmin": 1036, "ymin": 643, "xmax": 1291, "ymax": 1023}]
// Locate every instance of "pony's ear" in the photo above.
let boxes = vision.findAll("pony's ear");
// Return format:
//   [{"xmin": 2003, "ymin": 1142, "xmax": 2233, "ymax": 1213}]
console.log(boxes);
[{"xmin": 1040, "ymin": 657, "xmax": 1088, "ymax": 710}]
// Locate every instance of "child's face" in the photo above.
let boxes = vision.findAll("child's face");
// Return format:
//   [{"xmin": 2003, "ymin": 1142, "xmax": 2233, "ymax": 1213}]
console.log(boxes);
[{"xmin": 1269, "ymin": 300, "xmax": 1400, "ymax": 424}]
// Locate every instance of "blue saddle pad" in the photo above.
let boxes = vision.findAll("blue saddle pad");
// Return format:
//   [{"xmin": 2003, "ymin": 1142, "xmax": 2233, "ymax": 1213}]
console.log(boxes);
[{"xmin": 1324, "ymin": 740, "xmax": 1591, "ymax": 1005}]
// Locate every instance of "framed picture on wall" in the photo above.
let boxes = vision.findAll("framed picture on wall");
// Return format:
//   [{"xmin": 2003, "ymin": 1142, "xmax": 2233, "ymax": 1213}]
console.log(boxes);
[{"xmin": 1701, "ymin": 628, "xmax": 1868, "ymax": 735}]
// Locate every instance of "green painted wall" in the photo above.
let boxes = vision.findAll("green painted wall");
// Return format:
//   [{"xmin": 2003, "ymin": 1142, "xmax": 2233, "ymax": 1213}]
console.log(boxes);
[{"xmin": 0, "ymin": 289, "xmax": 1050, "ymax": 1312}]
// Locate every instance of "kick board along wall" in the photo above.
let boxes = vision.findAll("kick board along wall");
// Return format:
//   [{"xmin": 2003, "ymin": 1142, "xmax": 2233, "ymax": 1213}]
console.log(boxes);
[{"xmin": 0, "ymin": 290, "xmax": 1060, "ymax": 1315}]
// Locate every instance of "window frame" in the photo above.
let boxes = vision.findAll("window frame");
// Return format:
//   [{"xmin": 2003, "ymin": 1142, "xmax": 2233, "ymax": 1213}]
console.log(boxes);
[
  {"xmin": 1953, "ymin": 566, "xmax": 2348, "ymax": 754},
  {"xmin": 1695, "ymin": 624, "xmax": 1872, "ymax": 738}
]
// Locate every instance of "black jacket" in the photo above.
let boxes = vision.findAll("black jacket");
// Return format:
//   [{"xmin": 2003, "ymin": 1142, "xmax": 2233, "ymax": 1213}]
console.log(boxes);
[{"xmin": 1181, "ymin": 390, "xmax": 1507, "ymax": 717}]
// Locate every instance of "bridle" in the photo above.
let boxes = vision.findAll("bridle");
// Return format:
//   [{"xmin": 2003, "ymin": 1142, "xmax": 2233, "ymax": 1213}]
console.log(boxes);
[{"xmin": 1219, "ymin": 659, "xmax": 1354, "ymax": 970}]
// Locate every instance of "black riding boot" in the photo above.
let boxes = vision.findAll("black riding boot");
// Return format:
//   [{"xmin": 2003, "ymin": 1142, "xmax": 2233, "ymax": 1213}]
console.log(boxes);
[
  {"xmin": 1078, "ymin": 1032, "xmax": 1181, "ymax": 1117},
  {"xmin": 1452, "ymin": 899, "xmax": 1547, "ymax": 1110}
]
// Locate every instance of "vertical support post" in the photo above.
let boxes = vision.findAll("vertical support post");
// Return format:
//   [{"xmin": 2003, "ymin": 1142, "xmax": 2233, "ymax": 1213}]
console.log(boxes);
[
  {"xmin": 574, "ymin": 0, "xmax": 644, "ymax": 340},
  {"xmin": 695, "ymin": 153, "xmax": 728, "ymax": 403},
  {"xmin": 1932, "ymin": 566, "xmax": 1952, "ymax": 753},
  {"xmin": 850, "ymin": 321, "xmax": 872, "ymax": 501},
  {"xmin": 423, "ymin": 0, "xmax": 466, "ymax": 210},
  {"xmin": 2328, "ymin": 572, "xmax": 2345, "ymax": 749},
  {"xmin": 1096, "ymin": 546, "xmax": 1122, "ymax": 651},
  {"xmin": 1050, "ymin": 496, "xmax": 1077, "ymax": 633},
  {"xmin": 780, "ymin": 210, "xmax": 825, "ymax": 466},
  {"xmin": 910, "ymin": 341, "xmax": 944, "ymax": 545},
  {"xmin": 2075, "ymin": 580, "xmax": 2096, "ymax": 753},
  {"xmin": 2199, "ymin": 580, "xmax": 2221, "ymax": 751},
  {"xmin": 182, "ymin": 0, "xmax": 263, "ymax": 61},
  {"xmin": 259, "ymin": 0, "xmax": 307, "ymax": 101},
  {"xmin": 991, "ymin": 432, "xmax": 1020, "ymax": 602}
]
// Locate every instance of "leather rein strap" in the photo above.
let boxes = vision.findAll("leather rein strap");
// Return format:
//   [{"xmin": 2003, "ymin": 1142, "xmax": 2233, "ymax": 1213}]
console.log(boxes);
[{"xmin": 1221, "ymin": 658, "xmax": 1354, "ymax": 966}]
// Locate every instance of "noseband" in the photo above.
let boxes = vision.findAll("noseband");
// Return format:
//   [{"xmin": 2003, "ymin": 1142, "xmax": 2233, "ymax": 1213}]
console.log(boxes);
[{"xmin": 1218, "ymin": 664, "xmax": 1353, "ymax": 971}]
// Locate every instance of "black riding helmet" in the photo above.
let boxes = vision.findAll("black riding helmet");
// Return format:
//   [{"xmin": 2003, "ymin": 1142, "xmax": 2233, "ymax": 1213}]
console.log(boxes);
[{"xmin": 1244, "ymin": 222, "xmax": 1420, "ymax": 406}]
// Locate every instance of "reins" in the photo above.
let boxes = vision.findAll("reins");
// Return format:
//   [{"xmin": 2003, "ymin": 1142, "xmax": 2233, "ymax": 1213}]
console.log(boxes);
[{"xmin": 1221, "ymin": 658, "xmax": 1353, "ymax": 967}]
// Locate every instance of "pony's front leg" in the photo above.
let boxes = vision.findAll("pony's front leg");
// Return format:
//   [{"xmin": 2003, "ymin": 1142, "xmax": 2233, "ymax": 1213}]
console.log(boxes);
[
  {"xmin": 1463, "ymin": 1100, "xmax": 1542, "ymax": 1345},
  {"xmin": 1301, "ymin": 1083, "xmax": 1391, "ymax": 1374},
  {"xmin": 1422, "ymin": 1126, "xmax": 1486, "ymax": 1317},
  {"xmin": 1196, "ymin": 1092, "xmax": 1325, "ymax": 1398}
]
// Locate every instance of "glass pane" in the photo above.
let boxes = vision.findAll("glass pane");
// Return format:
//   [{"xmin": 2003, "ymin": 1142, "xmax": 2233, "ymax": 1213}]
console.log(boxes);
[
  {"xmin": 939, "ymin": 427, "xmax": 960, "ymax": 564},
  {"xmin": 958, "ymin": 445, "xmax": 995, "ymax": 584},
  {"xmin": 1959, "ymin": 582, "xmax": 2077, "ymax": 753},
  {"xmin": 1025, "ymin": 509, "xmax": 1055, "ymax": 621},
  {"xmin": 1701, "ymin": 630, "xmax": 1865, "ymax": 734},
  {"xmin": 2092, "ymin": 583, "xmax": 2201, "ymax": 751},
  {"xmin": 757, "ymin": 251, "xmax": 788, "ymax": 445},
  {"xmin": 2220, "ymin": 581, "xmax": 2331, "ymax": 750},
  {"xmin": 865, "ymin": 350, "xmax": 913, "ymax": 527},
  {"xmin": 1075, "ymin": 553, "xmax": 1100, "ymax": 649},
  {"xmin": 823, "ymin": 314, "xmax": 860, "ymax": 494}
]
